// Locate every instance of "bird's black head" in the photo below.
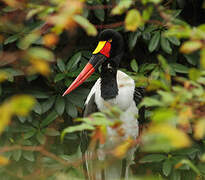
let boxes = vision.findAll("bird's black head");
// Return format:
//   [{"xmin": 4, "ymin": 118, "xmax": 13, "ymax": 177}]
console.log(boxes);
[{"xmin": 97, "ymin": 29, "xmax": 124, "ymax": 66}]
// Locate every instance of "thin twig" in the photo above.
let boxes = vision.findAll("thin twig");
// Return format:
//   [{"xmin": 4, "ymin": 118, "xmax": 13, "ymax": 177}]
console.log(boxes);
[
  {"xmin": 84, "ymin": 4, "xmax": 114, "ymax": 10},
  {"xmin": 95, "ymin": 21, "xmax": 124, "ymax": 29}
]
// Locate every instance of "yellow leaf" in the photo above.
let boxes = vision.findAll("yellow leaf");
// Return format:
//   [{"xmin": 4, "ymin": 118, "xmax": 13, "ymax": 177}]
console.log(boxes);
[
  {"xmin": 92, "ymin": 126, "xmax": 106, "ymax": 145},
  {"xmin": 180, "ymin": 40, "xmax": 202, "ymax": 54},
  {"xmin": 43, "ymin": 33, "xmax": 59, "ymax": 47},
  {"xmin": 200, "ymin": 48, "xmax": 205, "ymax": 69},
  {"xmin": 27, "ymin": 47, "xmax": 54, "ymax": 62},
  {"xmin": 11, "ymin": 95, "xmax": 36, "ymax": 116},
  {"xmin": 30, "ymin": 59, "xmax": 50, "ymax": 76},
  {"xmin": 178, "ymin": 107, "xmax": 193, "ymax": 126},
  {"xmin": 0, "ymin": 95, "xmax": 35, "ymax": 134},
  {"xmin": 0, "ymin": 104, "xmax": 12, "ymax": 134},
  {"xmin": 0, "ymin": 156, "xmax": 9, "ymax": 166},
  {"xmin": 201, "ymin": 153, "xmax": 205, "ymax": 162},
  {"xmin": 112, "ymin": 137, "xmax": 134, "ymax": 158},
  {"xmin": 148, "ymin": 124, "xmax": 191, "ymax": 148},
  {"xmin": 73, "ymin": 15, "xmax": 97, "ymax": 36},
  {"xmin": 0, "ymin": 71, "xmax": 8, "ymax": 83},
  {"xmin": 125, "ymin": 9, "xmax": 142, "ymax": 31},
  {"xmin": 194, "ymin": 119, "xmax": 205, "ymax": 140},
  {"xmin": 111, "ymin": 0, "xmax": 132, "ymax": 15}
]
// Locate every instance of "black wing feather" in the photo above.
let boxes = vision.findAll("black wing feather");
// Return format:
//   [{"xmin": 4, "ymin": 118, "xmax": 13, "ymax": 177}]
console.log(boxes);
[
  {"xmin": 134, "ymin": 87, "xmax": 145, "ymax": 124},
  {"xmin": 81, "ymin": 93, "xmax": 98, "ymax": 154}
]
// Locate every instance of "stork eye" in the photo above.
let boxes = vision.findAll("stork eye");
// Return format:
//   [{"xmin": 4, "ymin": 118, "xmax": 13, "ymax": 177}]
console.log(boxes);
[{"xmin": 108, "ymin": 39, "xmax": 112, "ymax": 42}]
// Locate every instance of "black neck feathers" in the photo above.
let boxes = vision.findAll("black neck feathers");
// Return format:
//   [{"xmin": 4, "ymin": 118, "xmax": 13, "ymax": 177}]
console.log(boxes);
[{"xmin": 100, "ymin": 62, "xmax": 118, "ymax": 100}]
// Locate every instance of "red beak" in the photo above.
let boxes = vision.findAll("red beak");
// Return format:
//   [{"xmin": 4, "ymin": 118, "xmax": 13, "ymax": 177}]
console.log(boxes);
[
  {"xmin": 62, "ymin": 54, "xmax": 107, "ymax": 96},
  {"xmin": 62, "ymin": 63, "xmax": 95, "ymax": 96}
]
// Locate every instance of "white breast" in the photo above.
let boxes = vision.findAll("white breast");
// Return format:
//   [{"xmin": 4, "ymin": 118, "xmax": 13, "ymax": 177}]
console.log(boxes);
[
  {"xmin": 85, "ymin": 70, "xmax": 139, "ymax": 139},
  {"xmin": 93, "ymin": 70, "xmax": 135, "ymax": 111}
]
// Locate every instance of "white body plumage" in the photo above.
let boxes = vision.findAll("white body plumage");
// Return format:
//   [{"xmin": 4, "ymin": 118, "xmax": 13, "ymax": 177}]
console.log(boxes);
[
  {"xmin": 85, "ymin": 70, "xmax": 139, "ymax": 180},
  {"xmin": 85, "ymin": 70, "xmax": 139, "ymax": 139}
]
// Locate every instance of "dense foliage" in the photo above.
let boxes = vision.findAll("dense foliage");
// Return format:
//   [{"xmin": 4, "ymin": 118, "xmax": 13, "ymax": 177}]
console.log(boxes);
[{"xmin": 0, "ymin": 0, "xmax": 205, "ymax": 179}]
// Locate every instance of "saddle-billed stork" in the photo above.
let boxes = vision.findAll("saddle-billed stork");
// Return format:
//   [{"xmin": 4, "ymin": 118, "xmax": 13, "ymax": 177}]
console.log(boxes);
[{"xmin": 63, "ymin": 29, "xmax": 144, "ymax": 180}]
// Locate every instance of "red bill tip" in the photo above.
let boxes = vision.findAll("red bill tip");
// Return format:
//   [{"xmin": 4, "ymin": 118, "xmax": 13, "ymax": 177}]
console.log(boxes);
[{"xmin": 62, "ymin": 63, "xmax": 95, "ymax": 96}]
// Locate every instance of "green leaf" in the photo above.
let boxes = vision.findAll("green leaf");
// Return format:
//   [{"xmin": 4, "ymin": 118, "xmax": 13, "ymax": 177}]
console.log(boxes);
[
  {"xmin": 4, "ymin": 34, "xmax": 19, "ymax": 45},
  {"xmin": 13, "ymin": 149, "xmax": 22, "ymax": 161},
  {"xmin": 54, "ymin": 73, "xmax": 65, "ymax": 83},
  {"xmin": 27, "ymin": 47, "xmax": 54, "ymax": 62},
  {"xmin": 139, "ymin": 154, "xmax": 167, "ymax": 163},
  {"xmin": 180, "ymin": 159, "xmax": 201, "ymax": 175},
  {"xmin": 4, "ymin": 151, "xmax": 12, "ymax": 159},
  {"xmin": 163, "ymin": 160, "xmax": 172, "ymax": 176},
  {"xmin": 23, "ymin": 151, "xmax": 35, "ymax": 162},
  {"xmin": 158, "ymin": 55, "xmax": 170, "ymax": 73},
  {"xmin": 30, "ymin": 91, "xmax": 49, "ymax": 99},
  {"xmin": 180, "ymin": 40, "xmax": 202, "ymax": 54},
  {"xmin": 61, "ymin": 123, "xmax": 94, "ymax": 141},
  {"xmin": 42, "ymin": 96, "xmax": 56, "ymax": 113},
  {"xmin": 33, "ymin": 100, "xmax": 42, "ymax": 114},
  {"xmin": 26, "ymin": 74, "xmax": 39, "ymax": 82},
  {"xmin": 45, "ymin": 128, "xmax": 60, "ymax": 136},
  {"xmin": 152, "ymin": 108, "xmax": 176, "ymax": 123},
  {"xmin": 139, "ymin": 63, "xmax": 156, "ymax": 73},
  {"xmin": 161, "ymin": 36, "xmax": 172, "ymax": 54},
  {"xmin": 73, "ymin": 15, "xmax": 97, "ymax": 36},
  {"xmin": 128, "ymin": 31, "xmax": 141, "ymax": 50},
  {"xmin": 67, "ymin": 52, "xmax": 82, "ymax": 71},
  {"xmin": 171, "ymin": 63, "xmax": 189, "ymax": 74},
  {"xmin": 3, "ymin": 68, "xmax": 24, "ymax": 76},
  {"xmin": 158, "ymin": 90, "xmax": 174, "ymax": 104},
  {"xmin": 142, "ymin": 32, "xmax": 151, "ymax": 40},
  {"xmin": 167, "ymin": 36, "xmax": 180, "ymax": 46},
  {"xmin": 67, "ymin": 94, "xmax": 85, "ymax": 108},
  {"xmin": 197, "ymin": 163, "xmax": 205, "ymax": 174},
  {"xmin": 94, "ymin": 7, "xmax": 105, "ymax": 21},
  {"xmin": 18, "ymin": 33, "xmax": 40, "ymax": 50},
  {"xmin": 189, "ymin": 68, "xmax": 201, "ymax": 81},
  {"xmin": 111, "ymin": 0, "xmax": 132, "ymax": 15},
  {"xmin": 41, "ymin": 110, "xmax": 58, "ymax": 127},
  {"xmin": 0, "ymin": 84, "xmax": 2, "ymax": 96},
  {"xmin": 24, "ymin": 130, "xmax": 36, "ymax": 140},
  {"xmin": 140, "ymin": 97, "xmax": 163, "ymax": 107},
  {"xmin": 2, "ymin": 6, "xmax": 17, "ymax": 12},
  {"xmin": 57, "ymin": 59, "xmax": 66, "ymax": 72},
  {"xmin": 36, "ymin": 132, "xmax": 46, "ymax": 145},
  {"xmin": 142, "ymin": 0, "xmax": 161, "ymax": 4},
  {"xmin": 142, "ymin": 6, "xmax": 153, "ymax": 21},
  {"xmin": 184, "ymin": 54, "xmax": 198, "ymax": 66},
  {"xmin": 17, "ymin": 116, "xmax": 26, "ymax": 123},
  {"xmin": 201, "ymin": 48, "xmax": 205, "ymax": 69},
  {"xmin": 80, "ymin": 113, "xmax": 113, "ymax": 126},
  {"xmin": 55, "ymin": 96, "xmax": 65, "ymax": 115},
  {"xmin": 66, "ymin": 102, "xmax": 78, "ymax": 118},
  {"xmin": 148, "ymin": 31, "xmax": 160, "ymax": 52},
  {"xmin": 131, "ymin": 59, "xmax": 138, "ymax": 73},
  {"xmin": 170, "ymin": 171, "xmax": 181, "ymax": 180}
]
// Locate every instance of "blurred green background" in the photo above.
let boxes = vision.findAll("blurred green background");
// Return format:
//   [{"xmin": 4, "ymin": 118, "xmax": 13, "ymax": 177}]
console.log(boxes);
[{"xmin": 0, "ymin": 0, "xmax": 205, "ymax": 179}]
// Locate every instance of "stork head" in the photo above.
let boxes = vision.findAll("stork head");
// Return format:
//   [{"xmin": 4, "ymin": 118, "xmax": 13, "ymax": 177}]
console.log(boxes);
[{"xmin": 62, "ymin": 29, "xmax": 124, "ymax": 96}]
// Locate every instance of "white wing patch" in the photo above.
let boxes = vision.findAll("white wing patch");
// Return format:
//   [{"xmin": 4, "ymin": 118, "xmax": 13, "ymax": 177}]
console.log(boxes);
[{"xmin": 85, "ymin": 78, "xmax": 100, "ymax": 105}]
